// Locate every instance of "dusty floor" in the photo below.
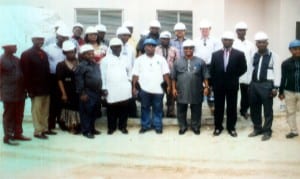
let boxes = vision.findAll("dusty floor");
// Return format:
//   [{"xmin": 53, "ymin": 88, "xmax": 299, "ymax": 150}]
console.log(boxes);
[{"xmin": 1, "ymin": 100, "xmax": 300, "ymax": 179}]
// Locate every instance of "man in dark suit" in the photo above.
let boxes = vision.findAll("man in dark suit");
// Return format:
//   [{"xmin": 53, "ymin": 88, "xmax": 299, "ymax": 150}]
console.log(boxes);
[{"xmin": 210, "ymin": 31, "xmax": 247, "ymax": 137}]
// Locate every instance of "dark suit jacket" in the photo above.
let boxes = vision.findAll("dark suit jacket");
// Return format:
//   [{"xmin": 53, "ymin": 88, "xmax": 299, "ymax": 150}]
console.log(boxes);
[{"xmin": 210, "ymin": 48, "xmax": 247, "ymax": 91}]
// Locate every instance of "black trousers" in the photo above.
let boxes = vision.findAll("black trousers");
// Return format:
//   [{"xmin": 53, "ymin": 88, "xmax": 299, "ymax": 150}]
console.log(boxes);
[
  {"xmin": 127, "ymin": 97, "xmax": 137, "ymax": 117},
  {"xmin": 177, "ymin": 103, "xmax": 202, "ymax": 130},
  {"xmin": 249, "ymin": 81, "xmax": 274, "ymax": 134},
  {"xmin": 2, "ymin": 100, "xmax": 25, "ymax": 138},
  {"xmin": 107, "ymin": 100, "xmax": 129, "ymax": 131},
  {"xmin": 239, "ymin": 83, "xmax": 250, "ymax": 115},
  {"xmin": 214, "ymin": 89, "xmax": 238, "ymax": 131},
  {"xmin": 48, "ymin": 74, "xmax": 61, "ymax": 130}
]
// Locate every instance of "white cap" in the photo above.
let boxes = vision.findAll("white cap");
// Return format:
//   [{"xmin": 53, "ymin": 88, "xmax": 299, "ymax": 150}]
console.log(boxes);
[
  {"xmin": 56, "ymin": 27, "xmax": 72, "ymax": 37},
  {"xmin": 62, "ymin": 40, "xmax": 76, "ymax": 51},
  {"xmin": 174, "ymin": 22, "xmax": 186, "ymax": 31},
  {"xmin": 109, "ymin": 37, "xmax": 123, "ymax": 47},
  {"xmin": 149, "ymin": 20, "xmax": 161, "ymax": 28},
  {"xmin": 222, "ymin": 31, "xmax": 235, "ymax": 40},
  {"xmin": 80, "ymin": 44, "xmax": 94, "ymax": 54},
  {"xmin": 254, "ymin": 31, "xmax": 268, "ymax": 41},
  {"xmin": 182, "ymin": 39, "xmax": 195, "ymax": 47},
  {"xmin": 235, "ymin": 21, "xmax": 248, "ymax": 30},
  {"xmin": 95, "ymin": 24, "xmax": 107, "ymax": 32},
  {"xmin": 73, "ymin": 23, "xmax": 84, "ymax": 29},
  {"xmin": 116, "ymin": 26, "xmax": 131, "ymax": 36},
  {"xmin": 31, "ymin": 31, "xmax": 45, "ymax": 39},
  {"xmin": 199, "ymin": 19, "xmax": 211, "ymax": 28},
  {"xmin": 85, "ymin": 26, "xmax": 98, "ymax": 34},
  {"xmin": 123, "ymin": 20, "xmax": 134, "ymax": 27},
  {"xmin": 159, "ymin": 31, "xmax": 172, "ymax": 39}
]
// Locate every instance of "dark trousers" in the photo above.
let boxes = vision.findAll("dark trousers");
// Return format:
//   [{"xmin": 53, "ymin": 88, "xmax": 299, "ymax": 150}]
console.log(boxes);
[
  {"xmin": 128, "ymin": 97, "xmax": 137, "ymax": 117},
  {"xmin": 249, "ymin": 81, "xmax": 274, "ymax": 134},
  {"xmin": 177, "ymin": 103, "xmax": 202, "ymax": 130},
  {"xmin": 214, "ymin": 89, "xmax": 238, "ymax": 131},
  {"xmin": 166, "ymin": 92, "xmax": 175, "ymax": 116},
  {"xmin": 2, "ymin": 100, "xmax": 25, "ymax": 138},
  {"xmin": 239, "ymin": 83, "xmax": 250, "ymax": 115},
  {"xmin": 79, "ymin": 91, "xmax": 100, "ymax": 135},
  {"xmin": 48, "ymin": 74, "xmax": 61, "ymax": 130},
  {"xmin": 107, "ymin": 100, "xmax": 129, "ymax": 131}
]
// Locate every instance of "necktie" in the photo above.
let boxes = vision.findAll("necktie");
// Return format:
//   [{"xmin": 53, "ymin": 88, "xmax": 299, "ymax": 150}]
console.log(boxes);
[{"xmin": 224, "ymin": 49, "xmax": 229, "ymax": 72}]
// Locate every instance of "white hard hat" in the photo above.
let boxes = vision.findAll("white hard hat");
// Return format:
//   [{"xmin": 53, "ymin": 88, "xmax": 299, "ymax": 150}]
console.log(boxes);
[
  {"xmin": 1, "ymin": 39, "xmax": 16, "ymax": 47},
  {"xmin": 123, "ymin": 20, "xmax": 134, "ymax": 27},
  {"xmin": 182, "ymin": 39, "xmax": 195, "ymax": 47},
  {"xmin": 109, "ymin": 37, "xmax": 123, "ymax": 47},
  {"xmin": 95, "ymin": 24, "xmax": 107, "ymax": 32},
  {"xmin": 80, "ymin": 44, "xmax": 94, "ymax": 54},
  {"xmin": 116, "ymin": 26, "xmax": 131, "ymax": 36},
  {"xmin": 235, "ymin": 21, "xmax": 248, "ymax": 30},
  {"xmin": 62, "ymin": 40, "xmax": 76, "ymax": 51},
  {"xmin": 222, "ymin": 31, "xmax": 235, "ymax": 40},
  {"xmin": 254, "ymin": 31, "xmax": 268, "ymax": 41},
  {"xmin": 199, "ymin": 19, "xmax": 211, "ymax": 28},
  {"xmin": 56, "ymin": 27, "xmax": 72, "ymax": 37},
  {"xmin": 159, "ymin": 31, "xmax": 172, "ymax": 39},
  {"xmin": 149, "ymin": 20, "xmax": 161, "ymax": 28},
  {"xmin": 174, "ymin": 22, "xmax": 186, "ymax": 31},
  {"xmin": 31, "ymin": 31, "xmax": 45, "ymax": 39},
  {"xmin": 73, "ymin": 23, "xmax": 84, "ymax": 29},
  {"xmin": 85, "ymin": 26, "xmax": 98, "ymax": 34}
]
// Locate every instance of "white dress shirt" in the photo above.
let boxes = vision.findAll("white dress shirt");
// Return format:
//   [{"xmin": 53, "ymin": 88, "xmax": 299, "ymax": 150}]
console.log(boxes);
[
  {"xmin": 194, "ymin": 36, "xmax": 222, "ymax": 65},
  {"xmin": 233, "ymin": 38, "xmax": 256, "ymax": 84},
  {"xmin": 101, "ymin": 54, "xmax": 132, "ymax": 103},
  {"xmin": 132, "ymin": 54, "xmax": 170, "ymax": 94},
  {"xmin": 44, "ymin": 43, "xmax": 65, "ymax": 74}
]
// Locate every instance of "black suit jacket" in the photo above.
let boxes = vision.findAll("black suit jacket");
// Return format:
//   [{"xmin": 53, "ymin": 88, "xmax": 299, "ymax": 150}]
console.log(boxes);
[{"xmin": 210, "ymin": 48, "xmax": 247, "ymax": 91}]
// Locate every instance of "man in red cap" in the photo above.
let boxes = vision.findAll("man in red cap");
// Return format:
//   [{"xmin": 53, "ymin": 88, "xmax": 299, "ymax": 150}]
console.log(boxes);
[{"xmin": 0, "ymin": 42, "xmax": 31, "ymax": 145}]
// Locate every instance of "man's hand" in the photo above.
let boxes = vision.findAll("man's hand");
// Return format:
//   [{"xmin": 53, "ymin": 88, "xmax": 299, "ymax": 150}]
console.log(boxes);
[
  {"xmin": 204, "ymin": 87, "xmax": 210, "ymax": 96},
  {"xmin": 80, "ymin": 94, "xmax": 89, "ymax": 102},
  {"xmin": 172, "ymin": 89, "xmax": 178, "ymax": 98},
  {"xmin": 61, "ymin": 94, "xmax": 68, "ymax": 103},
  {"xmin": 270, "ymin": 89, "xmax": 278, "ymax": 98},
  {"xmin": 278, "ymin": 94, "xmax": 285, "ymax": 100}
]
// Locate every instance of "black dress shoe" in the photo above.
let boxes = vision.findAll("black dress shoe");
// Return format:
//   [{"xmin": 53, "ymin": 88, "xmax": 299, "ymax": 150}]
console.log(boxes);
[
  {"xmin": 228, "ymin": 130, "xmax": 238, "ymax": 137},
  {"xmin": 119, "ymin": 128, "xmax": 128, "ymax": 134},
  {"xmin": 213, "ymin": 129, "xmax": 222, "ymax": 136},
  {"xmin": 34, "ymin": 134, "xmax": 48, "ymax": 139},
  {"xmin": 107, "ymin": 129, "xmax": 115, "ymax": 135},
  {"xmin": 13, "ymin": 135, "xmax": 32, "ymax": 141},
  {"xmin": 43, "ymin": 130, "xmax": 57, "ymax": 135},
  {"xmin": 92, "ymin": 129, "xmax": 101, "ymax": 135},
  {"xmin": 286, "ymin": 132, "xmax": 299, "ymax": 139},
  {"xmin": 240, "ymin": 112, "xmax": 249, "ymax": 120},
  {"xmin": 192, "ymin": 128, "xmax": 200, "ymax": 135},
  {"xmin": 261, "ymin": 134, "xmax": 271, "ymax": 141},
  {"xmin": 248, "ymin": 130, "xmax": 263, "ymax": 137},
  {"xmin": 155, "ymin": 129, "xmax": 163, "ymax": 134},
  {"xmin": 83, "ymin": 133, "xmax": 94, "ymax": 139},
  {"xmin": 3, "ymin": 137, "xmax": 19, "ymax": 146},
  {"xmin": 179, "ymin": 128, "xmax": 187, "ymax": 135}
]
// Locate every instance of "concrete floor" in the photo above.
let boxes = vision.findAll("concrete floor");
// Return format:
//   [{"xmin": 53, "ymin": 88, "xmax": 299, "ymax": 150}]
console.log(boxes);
[{"xmin": 1, "ymin": 99, "xmax": 300, "ymax": 179}]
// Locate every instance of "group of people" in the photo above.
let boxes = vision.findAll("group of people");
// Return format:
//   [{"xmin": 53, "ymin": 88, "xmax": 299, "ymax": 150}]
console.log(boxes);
[{"xmin": 1, "ymin": 18, "xmax": 300, "ymax": 146}]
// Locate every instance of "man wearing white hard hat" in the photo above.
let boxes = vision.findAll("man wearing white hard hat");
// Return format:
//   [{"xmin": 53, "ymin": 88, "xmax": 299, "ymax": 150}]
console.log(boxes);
[
  {"xmin": 232, "ymin": 21, "xmax": 256, "ymax": 120},
  {"xmin": 194, "ymin": 19, "xmax": 222, "ymax": 115},
  {"xmin": 210, "ymin": 31, "xmax": 247, "ymax": 137},
  {"xmin": 0, "ymin": 42, "xmax": 31, "ymax": 145},
  {"xmin": 171, "ymin": 22, "xmax": 188, "ymax": 58},
  {"xmin": 44, "ymin": 26, "xmax": 72, "ymax": 134},
  {"xmin": 44, "ymin": 20, "xmax": 65, "ymax": 47},
  {"xmin": 136, "ymin": 20, "xmax": 161, "ymax": 57},
  {"xmin": 248, "ymin": 31, "xmax": 281, "ymax": 141},
  {"xmin": 95, "ymin": 24, "xmax": 109, "ymax": 46},
  {"xmin": 123, "ymin": 20, "xmax": 138, "ymax": 56},
  {"xmin": 171, "ymin": 39, "xmax": 209, "ymax": 135},
  {"xmin": 155, "ymin": 31, "xmax": 180, "ymax": 117},
  {"xmin": 115, "ymin": 26, "xmax": 137, "ymax": 118},
  {"xmin": 75, "ymin": 44, "xmax": 102, "ymax": 139},
  {"xmin": 72, "ymin": 23, "xmax": 85, "ymax": 46},
  {"xmin": 20, "ymin": 32, "xmax": 51, "ymax": 139},
  {"xmin": 101, "ymin": 38, "xmax": 132, "ymax": 135},
  {"xmin": 56, "ymin": 40, "xmax": 80, "ymax": 134}
]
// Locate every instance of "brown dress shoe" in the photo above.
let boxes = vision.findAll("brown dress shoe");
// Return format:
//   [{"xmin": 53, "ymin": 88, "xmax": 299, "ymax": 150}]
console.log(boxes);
[
  {"xmin": 3, "ymin": 136, "xmax": 19, "ymax": 146},
  {"xmin": 13, "ymin": 135, "xmax": 32, "ymax": 141},
  {"xmin": 34, "ymin": 134, "xmax": 48, "ymax": 139},
  {"xmin": 43, "ymin": 130, "xmax": 57, "ymax": 135}
]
